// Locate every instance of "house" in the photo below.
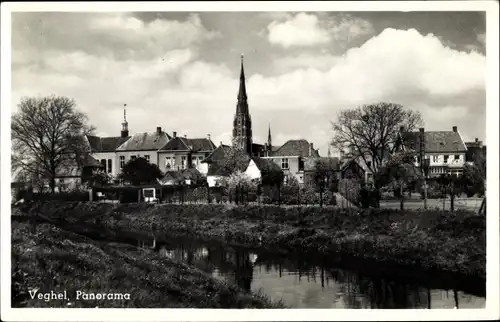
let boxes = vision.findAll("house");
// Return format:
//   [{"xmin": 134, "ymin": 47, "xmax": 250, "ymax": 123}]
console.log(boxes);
[
  {"xmin": 85, "ymin": 135, "xmax": 130, "ymax": 177},
  {"xmin": 396, "ymin": 126, "xmax": 467, "ymax": 177},
  {"xmin": 85, "ymin": 108, "xmax": 131, "ymax": 178},
  {"xmin": 54, "ymin": 154, "xmax": 104, "ymax": 191},
  {"xmin": 115, "ymin": 126, "xmax": 172, "ymax": 171},
  {"xmin": 157, "ymin": 132, "xmax": 216, "ymax": 175},
  {"xmin": 261, "ymin": 139, "xmax": 320, "ymax": 184}
]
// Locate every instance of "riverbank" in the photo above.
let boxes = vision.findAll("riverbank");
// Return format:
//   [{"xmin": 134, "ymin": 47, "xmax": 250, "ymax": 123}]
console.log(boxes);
[
  {"xmin": 15, "ymin": 201, "xmax": 486, "ymax": 281},
  {"xmin": 11, "ymin": 219, "xmax": 284, "ymax": 308}
]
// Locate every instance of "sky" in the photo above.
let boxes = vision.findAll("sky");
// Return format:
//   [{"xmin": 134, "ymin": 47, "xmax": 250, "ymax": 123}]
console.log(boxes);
[{"xmin": 11, "ymin": 11, "xmax": 486, "ymax": 156}]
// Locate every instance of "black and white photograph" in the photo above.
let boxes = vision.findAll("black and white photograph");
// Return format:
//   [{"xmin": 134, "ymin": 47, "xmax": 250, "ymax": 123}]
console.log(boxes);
[{"xmin": 1, "ymin": 1, "xmax": 499, "ymax": 321}]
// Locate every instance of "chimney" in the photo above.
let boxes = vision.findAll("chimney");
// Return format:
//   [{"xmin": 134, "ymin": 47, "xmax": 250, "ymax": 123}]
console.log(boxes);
[
  {"xmin": 207, "ymin": 134, "xmax": 211, "ymax": 141},
  {"xmin": 184, "ymin": 134, "xmax": 187, "ymax": 138},
  {"xmin": 452, "ymin": 126, "xmax": 457, "ymax": 133},
  {"xmin": 399, "ymin": 126, "xmax": 405, "ymax": 133},
  {"xmin": 475, "ymin": 138, "xmax": 478, "ymax": 143},
  {"xmin": 308, "ymin": 142, "xmax": 314, "ymax": 156},
  {"xmin": 173, "ymin": 131, "xmax": 177, "ymax": 138},
  {"xmin": 156, "ymin": 126, "xmax": 162, "ymax": 135},
  {"xmin": 220, "ymin": 141, "xmax": 223, "ymax": 146},
  {"xmin": 419, "ymin": 127, "xmax": 424, "ymax": 133}
]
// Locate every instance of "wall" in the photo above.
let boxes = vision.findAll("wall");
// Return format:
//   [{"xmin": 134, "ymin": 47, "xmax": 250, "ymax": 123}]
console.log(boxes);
[
  {"xmin": 92, "ymin": 152, "xmax": 118, "ymax": 177},
  {"xmin": 158, "ymin": 152, "xmax": 211, "ymax": 174},
  {"xmin": 207, "ymin": 175, "xmax": 223, "ymax": 187},
  {"xmin": 413, "ymin": 152, "xmax": 466, "ymax": 177},
  {"xmin": 262, "ymin": 156, "xmax": 301, "ymax": 182}
]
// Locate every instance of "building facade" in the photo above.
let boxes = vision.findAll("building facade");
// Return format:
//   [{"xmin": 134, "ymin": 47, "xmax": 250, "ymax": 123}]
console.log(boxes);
[{"xmin": 397, "ymin": 126, "xmax": 467, "ymax": 177}]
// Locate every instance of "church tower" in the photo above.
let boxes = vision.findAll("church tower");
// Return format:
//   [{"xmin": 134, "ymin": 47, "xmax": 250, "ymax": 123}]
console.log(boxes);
[
  {"xmin": 232, "ymin": 54, "xmax": 253, "ymax": 154},
  {"xmin": 121, "ymin": 105, "xmax": 129, "ymax": 138}
]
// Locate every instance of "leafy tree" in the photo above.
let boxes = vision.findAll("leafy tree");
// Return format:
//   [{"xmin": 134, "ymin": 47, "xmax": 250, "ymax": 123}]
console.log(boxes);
[
  {"xmin": 86, "ymin": 169, "xmax": 112, "ymax": 187},
  {"xmin": 461, "ymin": 153, "xmax": 486, "ymax": 197},
  {"xmin": 217, "ymin": 141, "xmax": 252, "ymax": 175},
  {"xmin": 118, "ymin": 157, "xmax": 163, "ymax": 186},
  {"xmin": 219, "ymin": 171, "xmax": 256, "ymax": 204},
  {"xmin": 375, "ymin": 150, "xmax": 421, "ymax": 210},
  {"xmin": 11, "ymin": 96, "xmax": 94, "ymax": 193},
  {"xmin": 331, "ymin": 102, "xmax": 423, "ymax": 175},
  {"xmin": 313, "ymin": 158, "xmax": 340, "ymax": 207}
]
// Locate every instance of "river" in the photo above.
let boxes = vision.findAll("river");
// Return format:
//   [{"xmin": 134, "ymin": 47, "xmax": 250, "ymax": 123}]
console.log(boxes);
[{"xmin": 138, "ymin": 236, "xmax": 485, "ymax": 309}]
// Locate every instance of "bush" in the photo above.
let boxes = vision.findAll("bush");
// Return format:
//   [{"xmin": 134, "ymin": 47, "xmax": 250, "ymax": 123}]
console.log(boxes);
[{"xmin": 29, "ymin": 191, "xmax": 90, "ymax": 202}]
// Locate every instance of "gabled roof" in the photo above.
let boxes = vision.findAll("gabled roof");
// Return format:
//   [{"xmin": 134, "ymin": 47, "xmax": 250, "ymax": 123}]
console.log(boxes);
[
  {"xmin": 202, "ymin": 144, "xmax": 232, "ymax": 163},
  {"xmin": 250, "ymin": 157, "xmax": 282, "ymax": 173},
  {"xmin": 401, "ymin": 131, "xmax": 467, "ymax": 153},
  {"xmin": 271, "ymin": 139, "xmax": 320, "ymax": 157},
  {"xmin": 86, "ymin": 135, "xmax": 130, "ymax": 153},
  {"xmin": 83, "ymin": 155, "xmax": 104, "ymax": 168},
  {"xmin": 116, "ymin": 131, "xmax": 172, "ymax": 151},
  {"xmin": 159, "ymin": 137, "xmax": 216, "ymax": 152}
]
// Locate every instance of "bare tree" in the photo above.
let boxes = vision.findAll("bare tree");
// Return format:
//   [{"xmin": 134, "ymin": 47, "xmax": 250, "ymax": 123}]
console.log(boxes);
[
  {"xmin": 11, "ymin": 96, "xmax": 94, "ymax": 193},
  {"xmin": 331, "ymin": 102, "xmax": 423, "ymax": 174}
]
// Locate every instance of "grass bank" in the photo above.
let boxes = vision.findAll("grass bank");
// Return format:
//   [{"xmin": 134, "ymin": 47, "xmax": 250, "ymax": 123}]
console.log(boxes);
[
  {"xmin": 11, "ymin": 219, "xmax": 284, "ymax": 308},
  {"xmin": 15, "ymin": 201, "xmax": 486, "ymax": 280}
]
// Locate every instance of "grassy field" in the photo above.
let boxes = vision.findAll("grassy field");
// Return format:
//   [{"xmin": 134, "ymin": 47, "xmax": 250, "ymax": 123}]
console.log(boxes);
[
  {"xmin": 379, "ymin": 198, "xmax": 484, "ymax": 211},
  {"xmin": 11, "ymin": 219, "xmax": 284, "ymax": 308},
  {"xmin": 15, "ymin": 201, "xmax": 486, "ymax": 281}
]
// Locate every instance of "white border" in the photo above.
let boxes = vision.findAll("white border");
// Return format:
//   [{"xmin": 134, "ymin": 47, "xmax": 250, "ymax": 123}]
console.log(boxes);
[{"xmin": 1, "ymin": 1, "xmax": 499, "ymax": 321}]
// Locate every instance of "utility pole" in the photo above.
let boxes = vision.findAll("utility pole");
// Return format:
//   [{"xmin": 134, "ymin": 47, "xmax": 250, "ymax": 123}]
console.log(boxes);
[{"xmin": 419, "ymin": 128, "xmax": 428, "ymax": 209}]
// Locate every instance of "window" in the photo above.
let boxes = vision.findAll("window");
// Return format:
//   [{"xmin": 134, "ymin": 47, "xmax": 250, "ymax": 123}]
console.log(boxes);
[
  {"xmin": 281, "ymin": 158, "xmax": 289, "ymax": 170},
  {"xmin": 100, "ymin": 159, "xmax": 106, "ymax": 169},
  {"xmin": 107, "ymin": 159, "xmax": 112, "ymax": 173},
  {"xmin": 454, "ymin": 155, "xmax": 460, "ymax": 161},
  {"xmin": 432, "ymin": 155, "xmax": 439, "ymax": 163},
  {"xmin": 144, "ymin": 155, "xmax": 150, "ymax": 163},
  {"xmin": 165, "ymin": 157, "xmax": 171, "ymax": 170},
  {"xmin": 181, "ymin": 156, "xmax": 187, "ymax": 169},
  {"xmin": 444, "ymin": 155, "xmax": 449, "ymax": 163},
  {"xmin": 120, "ymin": 156, "xmax": 125, "ymax": 169},
  {"xmin": 131, "ymin": 155, "xmax": 137, "ymax": 161}
]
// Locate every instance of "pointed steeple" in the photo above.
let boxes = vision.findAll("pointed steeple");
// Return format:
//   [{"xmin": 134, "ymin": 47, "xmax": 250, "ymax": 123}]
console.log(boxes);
[
  {"xmin": 236, "ymin": 54, "xmax": 248, "ymax": 114},
  {"xmin": 121, "ymin": 104, "xmax": 129, "ymax": 138},
  {"xmin": 267, "ymin": 123, "xmax": 272, "ymax": 147},
  {"xmin": 232, "ymin": 54, "xmax": 252, "ymax": 155}
]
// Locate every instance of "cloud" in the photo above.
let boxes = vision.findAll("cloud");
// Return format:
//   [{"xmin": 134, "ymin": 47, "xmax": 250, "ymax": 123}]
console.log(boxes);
[
  {"xmin": 266, "ymin": 13, "xmax": 373, "ymax": 48},
  {"xmin": 12, "ymin": 12, "xmax": 219, "ymax": 62},
  {"xmin": 11, "ymin": 12, "xmax": 485, "ymax": 158}
]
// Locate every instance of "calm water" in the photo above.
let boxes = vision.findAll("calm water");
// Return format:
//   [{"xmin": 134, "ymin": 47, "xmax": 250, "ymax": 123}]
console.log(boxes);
[{"xmin": 139, "ymin": 237, "xmax": 485, "ymax": 309}]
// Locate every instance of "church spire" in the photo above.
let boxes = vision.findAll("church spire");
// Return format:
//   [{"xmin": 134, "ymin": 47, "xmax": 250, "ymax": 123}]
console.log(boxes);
[
  {"xmin": 232, "ymin": 54, "xmax": 252, "ymax": 154},
  {"xmin": 121, "ymin": 104, "xmax": 129, "ymax": 138},
  {"xmin": 236, "ymin": 54, "xmax": 248, "ymax": 114},
  {"xmin": 267, "ymin": 123, "xmax": 272, "ymax": 147}
]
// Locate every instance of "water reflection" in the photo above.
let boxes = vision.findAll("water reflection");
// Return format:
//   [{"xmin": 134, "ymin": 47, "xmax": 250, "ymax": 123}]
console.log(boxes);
[{"xmin": 143, "ymin": 237, "xmax": 485, "ymax": 309}]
